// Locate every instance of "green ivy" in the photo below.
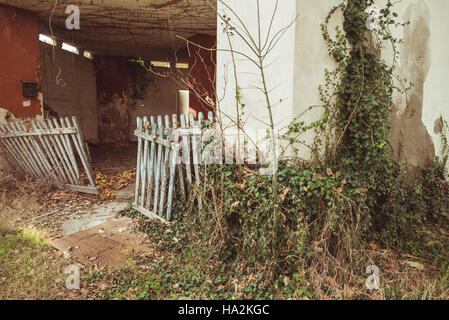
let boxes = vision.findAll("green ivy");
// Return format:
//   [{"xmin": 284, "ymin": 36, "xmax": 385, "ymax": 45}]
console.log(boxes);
[{"xmin": 119, "ymin": 0, "xmax": 449, "ymax": 298}]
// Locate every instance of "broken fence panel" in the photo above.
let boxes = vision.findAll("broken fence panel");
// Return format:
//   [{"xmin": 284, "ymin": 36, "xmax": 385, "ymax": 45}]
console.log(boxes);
[
  {"xmin": 133, "ymin": 112, "xmax": 214, "ymax": 221},
  {"xmin": 0, "ymin": 117, "xmax": 99, "ymax": 195}
]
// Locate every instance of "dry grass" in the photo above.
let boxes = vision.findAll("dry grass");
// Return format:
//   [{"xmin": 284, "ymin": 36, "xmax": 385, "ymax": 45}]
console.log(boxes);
[
  {"xmin": 1, "ymin": 173, "xmax": 448, "ymax": 300},
  {"xmin": 0, "ymin": 175, "xmax": 49, "ymax": 227},
  {"xmin": 0, "ymin": 174, "xmax": 73, "ymax": 299},
  {"xmin": 0, "ymin": 227, "xmax": 72, "ymax": 299},
  {"xmin": 299, "ymin": 240, "xmax": 449, "ymax": 300}
]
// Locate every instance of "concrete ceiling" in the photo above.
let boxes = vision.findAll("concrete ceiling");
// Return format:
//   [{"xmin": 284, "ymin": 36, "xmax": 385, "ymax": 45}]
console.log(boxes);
[{"xmin": 0, "ymin": 0, "xmax": 217, "ymax": 55}]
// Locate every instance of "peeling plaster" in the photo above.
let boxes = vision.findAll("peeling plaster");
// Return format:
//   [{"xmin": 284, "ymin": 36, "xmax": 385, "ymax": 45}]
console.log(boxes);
[
  {"xmin": 390, "ymin": 0, "xmax": 435, "ymax": 167},
  {"xmin": 434, "ymin": 116, "xmax": 443, "ymax": 134}
]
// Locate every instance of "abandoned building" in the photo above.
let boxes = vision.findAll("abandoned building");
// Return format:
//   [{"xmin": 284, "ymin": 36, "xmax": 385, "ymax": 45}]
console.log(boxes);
[
  {"xmin": 1, "ymin": 0, "xmax": 449, "ymax": 208},
  {"xmin": 0, "ymin": 0, "xmax": 216, "ymax": 166}
]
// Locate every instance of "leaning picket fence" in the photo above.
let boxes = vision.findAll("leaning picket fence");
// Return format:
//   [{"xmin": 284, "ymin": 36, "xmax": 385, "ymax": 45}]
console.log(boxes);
[
  {"xmin": 0, "ymin": 116, "xmax": 98, "ymax": 195},
  {"xmin": 133, "ymin": 111, "xmax": 214, "ymax": 221}
]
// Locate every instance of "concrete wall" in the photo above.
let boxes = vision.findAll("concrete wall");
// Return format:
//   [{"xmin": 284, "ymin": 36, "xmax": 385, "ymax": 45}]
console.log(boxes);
[
  {"xmin": 216, "ymin": 0, "xmax": 297, "ymax": 150},
  {"xmin": 216, "ymin": 0, "xmax": 449, "ymax": 167},
  {"xmin": 0, "ymin": 5, "xmax": 42, "ymax": 174},
  {"xmin": 383, "ymin": 0, "xmax": 449, "ymax": 167},
  {"xmin": 41, "ymin": 43, "xmax": 98, "ymax": 143},
  {"xmin": 128, "ymin": 66, "xmax": 187, "ymax": 141},
  {"xmin": 95, "ymin": 55, "xmax": 129, "ymax": 145},
  {"xmin": 293, "ymin": 0, "xmax": 449, "ymax": 167}
]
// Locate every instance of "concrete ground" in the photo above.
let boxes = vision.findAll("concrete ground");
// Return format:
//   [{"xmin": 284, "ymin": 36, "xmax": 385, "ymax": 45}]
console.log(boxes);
[
  {"xmin": 39, "ymin": 143, "xmax": 147, "ymax": 267},
  {"xmin": 51, "ymin": 216, "xmax": 153, "ymax": 267}
]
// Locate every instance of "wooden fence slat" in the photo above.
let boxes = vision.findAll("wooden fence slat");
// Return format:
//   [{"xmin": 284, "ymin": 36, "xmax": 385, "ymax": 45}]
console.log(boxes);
[
  {"xmin": 43, "ymin": 120, "xmax": 75, "ymax": 185},
  {"xmin": 172, "ymin": 114, "xmax": 185, "ymax": 198},
  {"xmin": 166, "ymin": 144, "xmax": 179, "ymax": 220},
  {"xmin": 0, "ymin": 130, "xmax": 25, "ymax": 175},
  {"xmin": 0, "ymin": 136, "xmax": 18, "ymax": 169},
  {"xmin": 71, "ymin": 117, "xmax": 96, "ymax": 188},
  {"xmin": 58, "ymin": 118, "xmax": 81, "ymax": 184},
  {"xmin": 0, "ymin": 127, "xmax": 77, "ymax": 138},
  {"xmin": 180, "ymin": 114, "xmax": 192, "ymax": 184},
  {"xmin": 65, "ymin": 117, "xmax": 95, "ymax": 188},
  {"xmin": 8, "ymin": 121, "xmax": 42, "ymax": 178},
  {"xmin": 145, "ymin": 124, "xmax": 157, "ymax": 210},
  {"xmin": 20, "ymin": 120, "xmax": 53, "ymax": 179},
  {"xmin": 32, "ymin": 120, "xmax": 65, "ymax": 183},
  {"xmin": 9, "ymin": 122, "xmax": 43, "ymax": 178},
  {"xmin": 6, "ymin": 123, "xmax": 39, "ymax": 178},
  {"xmin": 152, "ymin": 116, "xmax": 164, "ymax": 215},
  {"xmin": 20, "ymin": 121, "xmax": 56, "ymax": 180},
  {"xmin": 0, "ymin": 125, "xmax": 31, "ymax": 176},
  {"xmin": 47, "ymin": 119, "xmax": 77, "ymax": 184},
  {"xmin": 140, "ymin": 116, "xmax": 149, "ymax": 207},
  {"xmin": 158, "ymin": 116, "xmax": 172, "ymax": 216},
  {"xmin": 190, "ymin": 113, "xmax": 202, "ymax": 210},
  {"xmin": 149, "ymin": 116, "xmax": 157, "ymax": 181},
  {"xmin": 1, "ymin": 143, "xmax": 23, "ymax": 173},
  {"xmin": 134, "ymin": 117, "xmax": 143, "ymax": 204}
]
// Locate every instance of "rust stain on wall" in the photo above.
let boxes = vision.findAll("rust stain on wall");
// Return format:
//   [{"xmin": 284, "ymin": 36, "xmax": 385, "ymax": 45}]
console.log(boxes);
[
  {"xmin": 390, "ymin": 1, "xmax": 434, "ymax": 167},
  {"xmin": 0, "ymin": 5, "xmax": 42, "ymax": 120}
]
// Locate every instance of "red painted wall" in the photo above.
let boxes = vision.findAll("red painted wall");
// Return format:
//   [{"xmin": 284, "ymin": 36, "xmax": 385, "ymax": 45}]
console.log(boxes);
[
  {"xmin": 187, "ymin": 34, "xmax": 216, "ymax": 115},
  {"xmin": 0, "ymin": 5, "xmax": 42, "ymax": 119}
]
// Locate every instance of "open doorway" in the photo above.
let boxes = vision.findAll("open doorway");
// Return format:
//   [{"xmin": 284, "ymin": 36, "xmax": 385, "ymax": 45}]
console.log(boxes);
[{"xmin": 32, "ymin": 0, "xmax": 217, "ymax": 197}]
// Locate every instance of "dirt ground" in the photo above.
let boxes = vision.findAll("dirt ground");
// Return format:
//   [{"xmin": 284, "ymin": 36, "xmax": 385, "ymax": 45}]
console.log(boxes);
[
  {"xmin": 90, "ymin": 142, "xmax": 137, "ymax": 176},
  {"xmin": 0, "ymin": 144, "xmax": 138, "ymax": 238}
]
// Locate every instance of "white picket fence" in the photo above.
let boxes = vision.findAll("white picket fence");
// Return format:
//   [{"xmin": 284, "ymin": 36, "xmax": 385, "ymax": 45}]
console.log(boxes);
[
  {"xmin": 0, "ymin": 116, "xmax": 98, "ymax": 195},
  {"xmin": 133, "ymin": 111, "xmax": 214, "ymax": 221}
]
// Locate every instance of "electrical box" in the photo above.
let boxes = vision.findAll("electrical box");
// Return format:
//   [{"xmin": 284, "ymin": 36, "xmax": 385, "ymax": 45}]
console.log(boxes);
[{"xmin": 22, "ymin": 81, "xmax": 38, "ymax": 98}]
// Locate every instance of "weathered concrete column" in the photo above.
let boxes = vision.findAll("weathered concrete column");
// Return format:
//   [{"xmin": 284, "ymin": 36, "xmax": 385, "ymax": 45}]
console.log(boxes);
[
  {"xmin": 216, "ymin": 0, "xmax": 297, "ymax": 135},
  {"xmin": 95, "ymin": 56, "xmax": 129, "ymax": 145}
]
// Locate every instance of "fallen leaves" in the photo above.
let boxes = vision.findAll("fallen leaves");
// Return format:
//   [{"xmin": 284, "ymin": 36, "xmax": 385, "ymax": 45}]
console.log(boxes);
[
  {"xmin": 327, "ymin": 277, "xmax": 337, "ymax": 287},
  {"xmin": 279, "ymin": 187, "xmax": 290, "ymax": 201},
  {"xmin": 404, "ymin": 261, "xmax": 424, "ymax": 270},
  {"xmin": 94, "ymin": 169, "xmax": 136, "ymax": 200},
  {"xmin": 369, "ymin": 241, "xmax": 379, "ymax": 251},
  {"xmin": 231, "ymin": 201, "xmax": 240, "ymax": 208}
]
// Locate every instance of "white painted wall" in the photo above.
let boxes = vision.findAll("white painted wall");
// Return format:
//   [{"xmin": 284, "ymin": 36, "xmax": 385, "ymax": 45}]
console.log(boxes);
[
  {"xmin": 128, "ymin": 71, "xmax": 187, "ymax": 141},
  {"xmin": 216, "ymin": 0, "xmax": 449, "ymax": 166},
  {"xmin": 292, "ymin": 0, "xmax": 342, "ymax": 158},
  {"xmin": 416, "ymin": 0, "xmax": 449, "ymax": 161},
  {"xmin": 216, "ymin": 0, "xmax": 297, "ymax": 144}
]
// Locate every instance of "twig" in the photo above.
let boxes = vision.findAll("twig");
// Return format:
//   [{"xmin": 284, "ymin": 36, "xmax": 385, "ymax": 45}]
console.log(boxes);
[{"xmin": 33, "ymin": 210, "xmax": 60, "ymax": 220}]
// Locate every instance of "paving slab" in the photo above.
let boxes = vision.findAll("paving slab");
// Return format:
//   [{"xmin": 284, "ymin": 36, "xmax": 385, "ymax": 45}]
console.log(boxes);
[
  {"xmin": 50, "ymin": 216, "xmax": 153, "ymax": 267},
  {"xmin": 60, "ymin": 202, "xmax": 129, "ymax": 235}
]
